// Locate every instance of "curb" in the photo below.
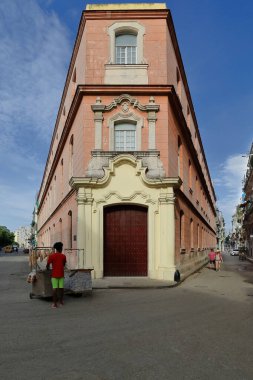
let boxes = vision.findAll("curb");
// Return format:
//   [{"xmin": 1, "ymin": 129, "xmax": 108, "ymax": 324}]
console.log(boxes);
[
  {"xmin": 246, "ymin": 257, "xmax": 253, "ymax": 264},
  {"xmin": 92, "ymin": 281, "xmax": 179, "ymax": 290}
]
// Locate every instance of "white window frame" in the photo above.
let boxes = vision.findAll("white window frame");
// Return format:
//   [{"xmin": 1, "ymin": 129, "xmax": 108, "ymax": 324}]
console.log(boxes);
[
  {"xmin": 107, "ymin": 21, "xmax": 145, "ymax": 64},
  {"xmin": 108, "ymin": 112, "xmax": 143, "ymax": 151},
  {"xmin": 115, "ymin": 34, "xmax": 137, "ymax": 64},
  {"xmin": 114, "ymin": 123, "xmax": 136, "ymax": 151}
]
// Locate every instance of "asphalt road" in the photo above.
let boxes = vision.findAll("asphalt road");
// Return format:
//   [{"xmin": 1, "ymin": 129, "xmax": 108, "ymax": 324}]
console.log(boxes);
[{"xmin": 0, "ymin": 252, "xmax": 253, "ymax": 380}]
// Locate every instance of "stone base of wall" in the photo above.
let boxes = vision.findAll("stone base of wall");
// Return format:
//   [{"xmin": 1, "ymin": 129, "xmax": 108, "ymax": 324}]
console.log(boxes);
[
  {"xmin": 64, "ymin": 270, "xmax": 92, "ymax": 294},
  {"xmin": 178, "ymin": 250, "xmax": 209, "ymax": 280}
]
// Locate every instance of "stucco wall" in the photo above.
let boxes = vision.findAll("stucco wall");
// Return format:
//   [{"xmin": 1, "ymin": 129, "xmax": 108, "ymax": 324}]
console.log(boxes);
[{"xmin": 36, "ymin": 6, "xmax": 216, "ymax": 282}]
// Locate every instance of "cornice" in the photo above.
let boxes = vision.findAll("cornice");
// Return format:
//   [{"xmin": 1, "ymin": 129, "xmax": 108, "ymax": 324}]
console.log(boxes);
[
  {"xmin": 38, "ymin": 86, "xmax": 84, "ymax": 209},
  {"xmin": 84, "ymin": 9, "xmax": 169, "ymax": 20},
  {"xmin": 176, "ymin": 188, "xmax": 216, "ymax": 235},
  {"xmin": 37, "ymin": 12, "xmax": 86, "ymax": 200},
  {"xmin": 37, "ymin": 188, "xmax": 75, "ymax": 229},
  {"xmin": 166, "ymin": 11, "xmax": 214, "ymax": 197},
  {"xmin": 167, "ymin": 87, "xmax": 216, "ymax": 210},
  {"xmin": 79, "ymin": 84, "xmax": 174, "ymax": 95}
]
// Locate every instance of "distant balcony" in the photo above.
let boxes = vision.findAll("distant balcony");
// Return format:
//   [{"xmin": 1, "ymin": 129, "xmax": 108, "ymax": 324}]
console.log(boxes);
[{"xmin": 244, "ymin": 200, "xmax": 253, "ymax": 220}]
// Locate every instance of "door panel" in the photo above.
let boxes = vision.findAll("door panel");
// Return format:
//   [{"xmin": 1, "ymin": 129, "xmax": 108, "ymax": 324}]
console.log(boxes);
[{"xmin": 104, "ymin": 205, "xmax": 147, "ymax": 276}]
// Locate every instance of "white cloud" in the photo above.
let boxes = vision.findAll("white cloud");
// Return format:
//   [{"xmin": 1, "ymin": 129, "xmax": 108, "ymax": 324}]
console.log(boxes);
[
  {"xmin": 215, "ymin": 154, "xmax": 248, "ymax": 231},
  {"xmin": 0, "ymin": 0, "xmax": 71, "ymax": 231},
  {"xmin": 0, "ymin": 0, "xmax": 71, "ymax": 142}
]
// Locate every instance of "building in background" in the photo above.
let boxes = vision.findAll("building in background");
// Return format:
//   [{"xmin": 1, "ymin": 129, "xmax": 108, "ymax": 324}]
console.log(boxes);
[
  {"xmin": 36, "ymin": 3, "xmax": 216, "ymax": 281},
  {"xmin": 242, "ymin": 143, "xmax": 253, "ymax": 256},
  {"xmin": 14, "ymin": 226, "xmax": 32, "ymax": 248},
  {"xmin": 30, "ymin": 205, "xmax": 38, "ymax": 248},
  {"xmin": 216, "ymin": 208, "xmax": 225, "ymax": 252},
  {"xmin": 231, "ymin": 205, "xmax": 244, "ymax": 249}
]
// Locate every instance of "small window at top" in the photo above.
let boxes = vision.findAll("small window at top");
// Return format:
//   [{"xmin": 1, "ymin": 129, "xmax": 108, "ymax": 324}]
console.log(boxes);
[{"xmin": 115, "ymin": 34, "xmax": 137, "ymax": 64}]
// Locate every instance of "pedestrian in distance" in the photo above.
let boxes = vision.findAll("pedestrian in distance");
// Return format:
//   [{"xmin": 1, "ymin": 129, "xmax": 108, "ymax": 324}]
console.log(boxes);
[
  {"xmin": 208, "ymin": 248, "xmax": 216, "ymax": 270},
  {"xmin": 215, "ymin": 249, "xmax": 223, "ymax": 271},
  {"xmin": 46, "ymin": 242, "xmax": 66, "ymax": 308}
]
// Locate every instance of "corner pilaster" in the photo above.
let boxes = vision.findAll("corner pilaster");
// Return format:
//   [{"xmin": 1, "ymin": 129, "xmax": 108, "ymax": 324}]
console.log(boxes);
[
  {"xmin": 76, "ymin": 187, "xmax": 94, "ymax": 268},
  {"xmin": 91, "ymin": 97, "xmax": 106, "ymax": 150},
  {"xmin": 146, "ymin": 96, "xmax": 159, "ymax": 150},
  {"xmin": 158, "ymin": 190, "xmax": 176, "ymax": 280},
  {"xmin": 76, "ymin": 188, "xmax": 86, "ymax": 267}
]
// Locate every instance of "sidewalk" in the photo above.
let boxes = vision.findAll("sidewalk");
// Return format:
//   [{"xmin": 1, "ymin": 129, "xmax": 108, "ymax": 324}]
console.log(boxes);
[
  {"xmin": 246, "ymin": 256, "xmax": 253, "ymax": 264},
  {"xmin": 92, "ymin": 277, "xmax": 178, "ymax": 289},
  {"xmin": 92, "ymin": 254, "xmax": 253, "ymax": 290}
]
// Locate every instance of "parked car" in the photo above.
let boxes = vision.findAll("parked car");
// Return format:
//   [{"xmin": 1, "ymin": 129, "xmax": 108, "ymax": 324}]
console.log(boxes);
[
  {"xmin": 3, "ymin": 245, "xmax": 13, "ymax": 253},
  {"xmin": 12, "ymin": 245, "xmax": 18, "ymax": 252},
  {"xmin": 23, "ymin": 248, "xmax": 29, "ymax": 254},
  {"xmin": 231, "ymin": 249, "xmax": 239, "ymax": 256}
]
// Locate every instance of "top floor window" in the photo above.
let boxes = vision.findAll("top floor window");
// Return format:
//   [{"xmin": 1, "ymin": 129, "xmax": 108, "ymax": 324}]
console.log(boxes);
[
  {"xmin": 107, "ymin": 21, "xmax": 145, "ymax": 65},
  {"xmin": 115, "ymin": 34, "xmax": 137, "ymax": 64}
]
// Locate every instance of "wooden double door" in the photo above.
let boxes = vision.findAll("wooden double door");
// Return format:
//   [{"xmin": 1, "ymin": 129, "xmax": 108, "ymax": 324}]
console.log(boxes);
[{"xmin": 104, "ymin": 205, "xmax": 148, "ymax": 276}]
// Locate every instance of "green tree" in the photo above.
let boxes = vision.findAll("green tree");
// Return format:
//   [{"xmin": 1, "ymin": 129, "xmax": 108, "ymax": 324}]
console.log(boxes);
[{"xmin": 0, "ymin": 226, "xmax": 15, "ymax": 247}]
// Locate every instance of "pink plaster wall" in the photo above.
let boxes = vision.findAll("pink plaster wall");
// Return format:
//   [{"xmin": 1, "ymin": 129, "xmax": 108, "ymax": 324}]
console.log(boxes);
[{"xmin": 37, "ymin": 8, "xmax": 216, "ymax": 253}]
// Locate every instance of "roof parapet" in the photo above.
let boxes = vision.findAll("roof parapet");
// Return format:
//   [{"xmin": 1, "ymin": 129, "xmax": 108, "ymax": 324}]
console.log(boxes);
[{"xmin": 86, "ymin": 3, "xmax": 167, "ymax": 11}]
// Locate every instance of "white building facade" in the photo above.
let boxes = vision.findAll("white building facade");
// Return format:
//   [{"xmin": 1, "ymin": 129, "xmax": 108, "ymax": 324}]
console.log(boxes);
[{"xmin": 14, "ymin": 226, "xmax": 32, "ymax": 248}]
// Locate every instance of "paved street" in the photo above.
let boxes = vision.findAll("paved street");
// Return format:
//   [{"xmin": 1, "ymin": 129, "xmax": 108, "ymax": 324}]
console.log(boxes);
[{"xmin": 0, "ymin": 252, "xmax": 253, "ymax": 380}]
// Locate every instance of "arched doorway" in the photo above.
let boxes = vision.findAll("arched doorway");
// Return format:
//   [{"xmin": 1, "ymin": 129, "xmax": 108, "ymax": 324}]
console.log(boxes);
[{"xmin": 104, "ymin": 205, "xmax": 148, "ymax": 276}]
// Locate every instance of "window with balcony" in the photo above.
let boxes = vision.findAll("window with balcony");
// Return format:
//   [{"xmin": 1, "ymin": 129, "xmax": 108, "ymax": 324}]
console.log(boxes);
[{"xmin": 114, "ymin": 122, "xmax": 136, "ymax": 151}]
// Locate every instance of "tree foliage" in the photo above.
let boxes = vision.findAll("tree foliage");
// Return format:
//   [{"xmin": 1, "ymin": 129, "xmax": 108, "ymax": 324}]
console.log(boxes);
[{"xmin": 0, "ymin": 226, "xmax": 15, "ymax": 247}]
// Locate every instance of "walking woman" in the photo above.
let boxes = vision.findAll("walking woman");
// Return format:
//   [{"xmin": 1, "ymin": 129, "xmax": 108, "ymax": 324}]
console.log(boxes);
[{"xmin": 215, "ymin": 249, "xmax": 223, "ymax": 271}]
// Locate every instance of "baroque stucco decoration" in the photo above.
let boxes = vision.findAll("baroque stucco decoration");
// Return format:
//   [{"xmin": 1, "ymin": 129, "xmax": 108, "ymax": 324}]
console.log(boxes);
[
  {"xmin": 70, "ymin": 154, "xmax": 181, "ymax": 280},
  {"xmin": 87, "ymin": 94, "xmax": 164, "ymax": 179}
]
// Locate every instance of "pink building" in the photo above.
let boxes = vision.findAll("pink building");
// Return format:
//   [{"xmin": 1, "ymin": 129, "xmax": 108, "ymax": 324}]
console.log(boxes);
[{"xmin": 37, "ymin": 3, "xmax": 216, "ymax": 281}]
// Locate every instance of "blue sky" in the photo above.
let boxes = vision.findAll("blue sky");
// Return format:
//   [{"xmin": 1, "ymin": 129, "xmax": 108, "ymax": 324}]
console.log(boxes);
[{"xmin": 0, "ymin": 0, "xmax": 252, "ymax": 233}]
